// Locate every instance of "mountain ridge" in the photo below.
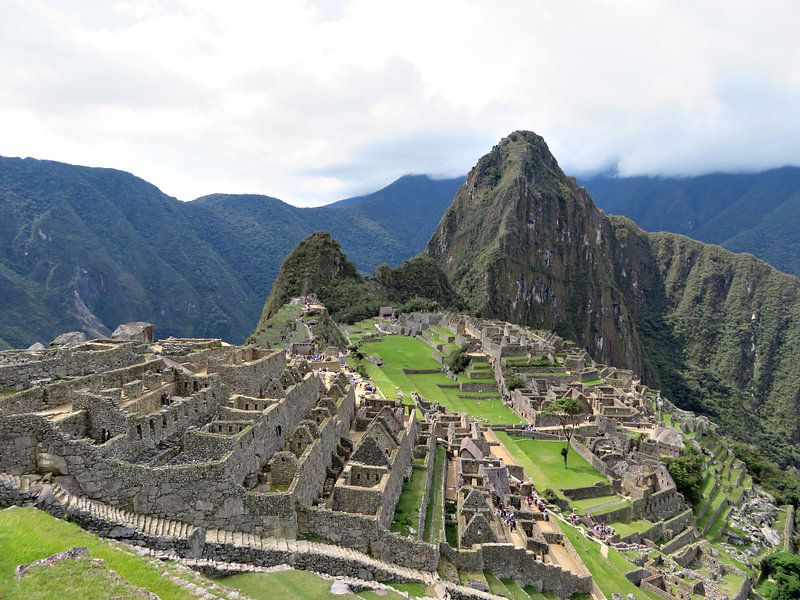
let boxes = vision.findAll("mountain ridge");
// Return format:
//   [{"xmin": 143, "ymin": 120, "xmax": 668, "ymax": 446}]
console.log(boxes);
[{"xmin": 0, "ymin": 154, "xmax": 462, "ymax": 348}]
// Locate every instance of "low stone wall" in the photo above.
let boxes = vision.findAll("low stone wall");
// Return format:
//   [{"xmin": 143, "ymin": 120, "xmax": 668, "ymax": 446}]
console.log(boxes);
[
  {"xmin": 441, "ymin": 542, "xmax": 592, "ymax": 598},
  {"xmin": 784, "ymin": 505, "xmax": 795, "ymax": 552},
  {"xmin": 562, "ymin": 484, "xmax": 614, "ymax": 500},
  {"xmin": 401, "ymin": 369, "xmax": 442, "ymax": 375},
  {"xmin": 297, "ymin": 506, "xmax": 439, "ymax": 571},
  {"xmin": 417, "ymin": 435, "xmax": 438, "ymax": 538},
  {"xmin": 660, "ymin": 526, "xmax": 698, "ymax": 555}
]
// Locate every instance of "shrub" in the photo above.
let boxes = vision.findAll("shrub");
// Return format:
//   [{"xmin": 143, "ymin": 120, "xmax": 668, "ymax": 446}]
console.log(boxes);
[
  {"xmin": 447, "ymin": 347, "xmax": 470, "ymax": 374},
  {"xmin": 664, "ymin": 448, "xmax": 704, "ymax": 505}
]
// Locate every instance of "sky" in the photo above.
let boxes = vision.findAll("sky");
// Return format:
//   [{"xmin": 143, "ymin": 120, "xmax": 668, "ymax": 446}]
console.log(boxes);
[{"xmin": 1, "ymin": 1, "xmax": 799, "ymax": 206}]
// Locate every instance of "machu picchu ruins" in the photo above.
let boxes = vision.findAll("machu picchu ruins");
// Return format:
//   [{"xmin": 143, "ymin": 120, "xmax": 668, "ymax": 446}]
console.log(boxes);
[{"xmin": 1, "ymin": 301, "xmax": 792, "ymax": 600}]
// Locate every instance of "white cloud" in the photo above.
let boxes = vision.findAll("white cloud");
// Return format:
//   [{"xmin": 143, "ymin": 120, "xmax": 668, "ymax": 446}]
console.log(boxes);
[{"xmin": 0, "ymin": 0, "xmax": 798, "ymax": 205}]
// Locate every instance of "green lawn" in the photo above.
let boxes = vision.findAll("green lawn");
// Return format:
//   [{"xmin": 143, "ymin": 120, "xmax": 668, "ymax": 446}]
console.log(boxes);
[
  {"xmin": 361, "ymin": 336, "xmax": 521, "ymax": 424},
  {"xmin": 0, "ymin": 507, "xmax": 196, "ymax": 599},
  {"xmin": 390, "ymin": 466, "xmax": 428, "ymax": 536},
  {"xmin": 556, "ymin": 520, "xmax": 661, "ymax": 600},
  {"xmin": 607, "ymin": 518, "xmax": 654, "ymax": 537},
  {"xmin": 494, "ymin": 432, "xmax": 607, "ymax": 494},
  {"xmin": 222, "ymin": 569, "xmax": 404, "ymax": 600},
  {"xmin": 568, "ymin": 495, "xmax": 629, "ymax": 515}
]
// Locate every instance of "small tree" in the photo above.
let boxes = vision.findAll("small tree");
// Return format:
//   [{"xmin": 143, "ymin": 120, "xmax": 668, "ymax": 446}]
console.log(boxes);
[{"xmin": 543, "ymin": 396, "xmax": 585, "ymax": 468}]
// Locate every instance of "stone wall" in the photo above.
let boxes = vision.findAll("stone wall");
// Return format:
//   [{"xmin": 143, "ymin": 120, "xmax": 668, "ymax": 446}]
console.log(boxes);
[
  {"xmin": 416, "ymin": 434, "xmax": 438, "ymax": 538},
  {"xmin": 440, "ymin": 542, "xmax": 592, "ymax": 598},
  {"xmin": 297, "ymin": 505, "xmax": 439, "ymax": 571},
  {"xmin": 0, "ymin": 373, "xmax": 324, "ymax": 537},
  {"xmin": 0, "ymin": 343, "xmax": 142, "ymax": 391},
  {"xmin": 0, "ymin": 357, "xmax": 166, "ymax": 415}
]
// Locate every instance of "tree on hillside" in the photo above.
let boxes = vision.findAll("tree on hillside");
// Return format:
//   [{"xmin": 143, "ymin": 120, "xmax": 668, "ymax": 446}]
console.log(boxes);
[
  {"xmin": 759, "ymin": 551, "xmax": 800, "ymax": 600},
  {"xmin": 543, "ymin": 396, "xmax": 585, "ymax": 468},
  {"xmin": 664, "ymin": 448, "xmax": 705, "ymax": 505}
]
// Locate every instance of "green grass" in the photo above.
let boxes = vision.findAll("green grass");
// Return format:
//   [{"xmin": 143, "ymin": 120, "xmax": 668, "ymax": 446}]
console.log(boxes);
[
  {"xmin": 501, "ymin": 578, "xmax": 533, "ymax": 600},
  {"xmin": 390, "ymin": 466, "xmax": 428, "ymax": 536},
  {"xmin": 0, "ymin": 389, "xmax": 19, "ymax": 397},
  {"xmin": 424, "ymin": 446, "xmax": 446, "ymax": 543},
  {"xmin": 0, "ymin": 507, "xmax": 195, "ymax": 599},
  {"xmin": 384, "ymin": 581, "xmax": 429, "ymax": 597},
  {"xmin": 494, "ymin": 432, "xmax": 608, "ymax": 495},
  {"xmin": 556, "ymin": 520, "xmax": 661, "ymax": 600},
  {"xmin": 11, "ymin": 555, "xmax": 155, "ymax": 600},
  {"xmin": 606, "ymin": 518, "xmax": 654, "ymax": 537},
  {"xmin": 568, "ymin": 495, "xmax": 623, "ymax": 514},
  {"xmin": 361, "ymin": 336, "xmax": 521, "ymax": 424},
  {"xmin": 483, "ymin": 571, "xmax": 512, "ymax": 598},
  {"xmin": 222, "ymin": 569, "xmax": 404, "ymax": 600}
]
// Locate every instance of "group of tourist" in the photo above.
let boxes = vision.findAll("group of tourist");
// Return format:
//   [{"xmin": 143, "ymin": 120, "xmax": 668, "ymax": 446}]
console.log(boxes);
[
  {"xmin": 525, "ymin": 491, "xmax": 550, "ymax": 520},
  {"xmin": 566, "ymin": 509, "xmax": 616, "ymax": 540},
  {"xmin": 294, "ymin": 353, "xmax": 328, "ymax": 362},
  {"xmin": 493, "ymin": 498, "xmax": 519, "ymax": 532}
]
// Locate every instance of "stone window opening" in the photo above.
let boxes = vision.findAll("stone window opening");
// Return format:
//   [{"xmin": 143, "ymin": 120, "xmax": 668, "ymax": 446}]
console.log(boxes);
[
  {"xmin": 136, "ymin": 424, "xmax": 143, "ymax": 439},
  {"xmin": 276, "ymin": 425, "xmax": 282, "ymax": 437}
]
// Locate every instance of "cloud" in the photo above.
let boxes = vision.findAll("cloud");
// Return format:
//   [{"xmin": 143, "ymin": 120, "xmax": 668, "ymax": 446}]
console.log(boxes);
[{"xmin": 0, "ymin": 0, "xmax": 798, "ymax": 205}]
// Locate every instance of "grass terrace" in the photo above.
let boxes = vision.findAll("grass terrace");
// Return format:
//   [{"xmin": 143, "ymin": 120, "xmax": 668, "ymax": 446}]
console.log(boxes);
[
  {"xmin": 423, "ymin": 446, "xmax": 446, "ymax": 543},
  {"xmin": 556, "ymin": 519, "xmax": 661, "ymax": 600},
  {"xmin": 390, "ymin": 466, "xmax": 428, "ymax": 536},
  {"xmin": 0, "ymin": 507, "xmax": 197, "ymax": 599},
  {"xmin": 360, "ymin": 335, "xmax": 522, "ymax": 424},
  {"xmin": 223, "ymin": 569, "xmax": 404, "ymax": 600},
  {"xmin": 494, "ymin": 432, "xmax": 608, "ymax": 495}
]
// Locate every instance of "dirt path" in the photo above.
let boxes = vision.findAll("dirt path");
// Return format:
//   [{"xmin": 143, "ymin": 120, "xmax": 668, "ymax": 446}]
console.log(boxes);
[{"xmin": 484, "ymin": 428, "xmax": 520, "ymax": 467}]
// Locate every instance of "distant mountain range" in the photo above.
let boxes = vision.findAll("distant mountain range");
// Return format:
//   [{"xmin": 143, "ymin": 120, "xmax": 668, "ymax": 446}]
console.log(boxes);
[
  {"xmin": 4, "ymin": 152, "xmax": 800, "ymax": 356},
  {"xmin": 581, "ymin": 167, "xmax": 800, "ymax": 278},
  {"xmin": 0, "ymin": 155, "xmax": 462, "ymax": 348}
]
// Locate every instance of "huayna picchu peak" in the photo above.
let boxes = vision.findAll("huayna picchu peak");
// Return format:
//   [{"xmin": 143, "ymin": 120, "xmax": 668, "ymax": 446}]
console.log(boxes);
[{"xmin": 426, "ymin": 130, "xmax": 800, "ymax": 470}]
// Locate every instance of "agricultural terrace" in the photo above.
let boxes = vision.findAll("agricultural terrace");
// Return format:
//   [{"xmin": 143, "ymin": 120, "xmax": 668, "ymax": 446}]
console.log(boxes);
[
  {"xmin": 358, "ymin": 334, "xmax": 522, "ymax": 425},
  {"xmin": 556, "ymin": 520, "xmax": 661, "ymax": 600},
  {"xmin": 0, "ymin": 507, "xmax": 410, "ymax": 600}
]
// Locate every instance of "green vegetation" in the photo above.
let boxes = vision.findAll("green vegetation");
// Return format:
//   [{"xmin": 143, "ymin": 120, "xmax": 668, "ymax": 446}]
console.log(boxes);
[
  {"xmin": 423, "ymin": 446, "xmax": 446, "ymax": 543},
  {"xmin": 584, "ymin": 168, "xmax": 800, "ymax": 280},
  {"xmin": 495, "ymin": 433, "xmax": 607, "ymax": 495},
  {"xmin": 359, "ymin": 335, "xmax": 521, "ymax": 424},
  {"xmin": 390, "ymin": 466, "xmax": 428, "ymax": 536},
  {"xmin": 757, "ymin": 551, "xmax": 800, "ymax": 600},
  {"xmin": 731, "ymin": 441, "xmax": 800, "ymax": 506},
  {"xmin": 222, "ymin": 569, "xmax": 404, "ymax": 600},
  {"xmin": 0, "ymin": 507, "xmax": 195, "ymax": 599},
  {"xmin": 541, "ymin": 396, "xmax": 585, "ymax": 468},
  {"xmin": 664, "ymin": 447, "xmax": 705, "ymax": 504},
  {"xmin": 556, "ymin": 520, "xmax": 660, "ymax": 600},
  {"xmin": 446, "ymin": 346, "xmax": 470, "ymax": 374}
]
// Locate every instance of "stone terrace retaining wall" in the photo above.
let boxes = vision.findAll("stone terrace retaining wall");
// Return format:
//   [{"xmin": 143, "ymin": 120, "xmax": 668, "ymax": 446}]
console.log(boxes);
[
  {"xmin": 417, "ymin": 434, "xmax": 438, "ymax": 538},
  {"xmin": 0, "ymin": 343, "xmax": 142, "ymax": 391},
  {"xmin": 440, "ymin": 542, "xmax": 592, "ymax": 598},
  {"xmin": 297, "ymin": 505, "xmax": 439, "ymax": 571}
]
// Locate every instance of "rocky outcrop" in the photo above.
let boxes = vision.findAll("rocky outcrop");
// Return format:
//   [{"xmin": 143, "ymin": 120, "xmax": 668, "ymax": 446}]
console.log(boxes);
[
  {"xmin": 112, "ymin": 322, "xmax": 155, "ymax": 343},
  {"xmin": 50, "ymin": 331, "xmax": 87, "ymax": 347}
]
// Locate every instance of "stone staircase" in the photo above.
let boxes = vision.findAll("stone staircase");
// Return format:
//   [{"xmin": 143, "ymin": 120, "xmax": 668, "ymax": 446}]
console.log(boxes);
[
  {"xmin": 2, "ymin": 473, "xmax": 431, "ymax": 584},
  {"xmin": 1, "ymin": 472, "xmax": 516, "ymax": 598}
]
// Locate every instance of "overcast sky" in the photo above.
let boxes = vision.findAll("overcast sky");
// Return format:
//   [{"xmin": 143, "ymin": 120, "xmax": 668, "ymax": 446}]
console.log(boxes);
[{"xmin": 1, "ymin": 1, "xmax": 799, "ymax": 206}]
